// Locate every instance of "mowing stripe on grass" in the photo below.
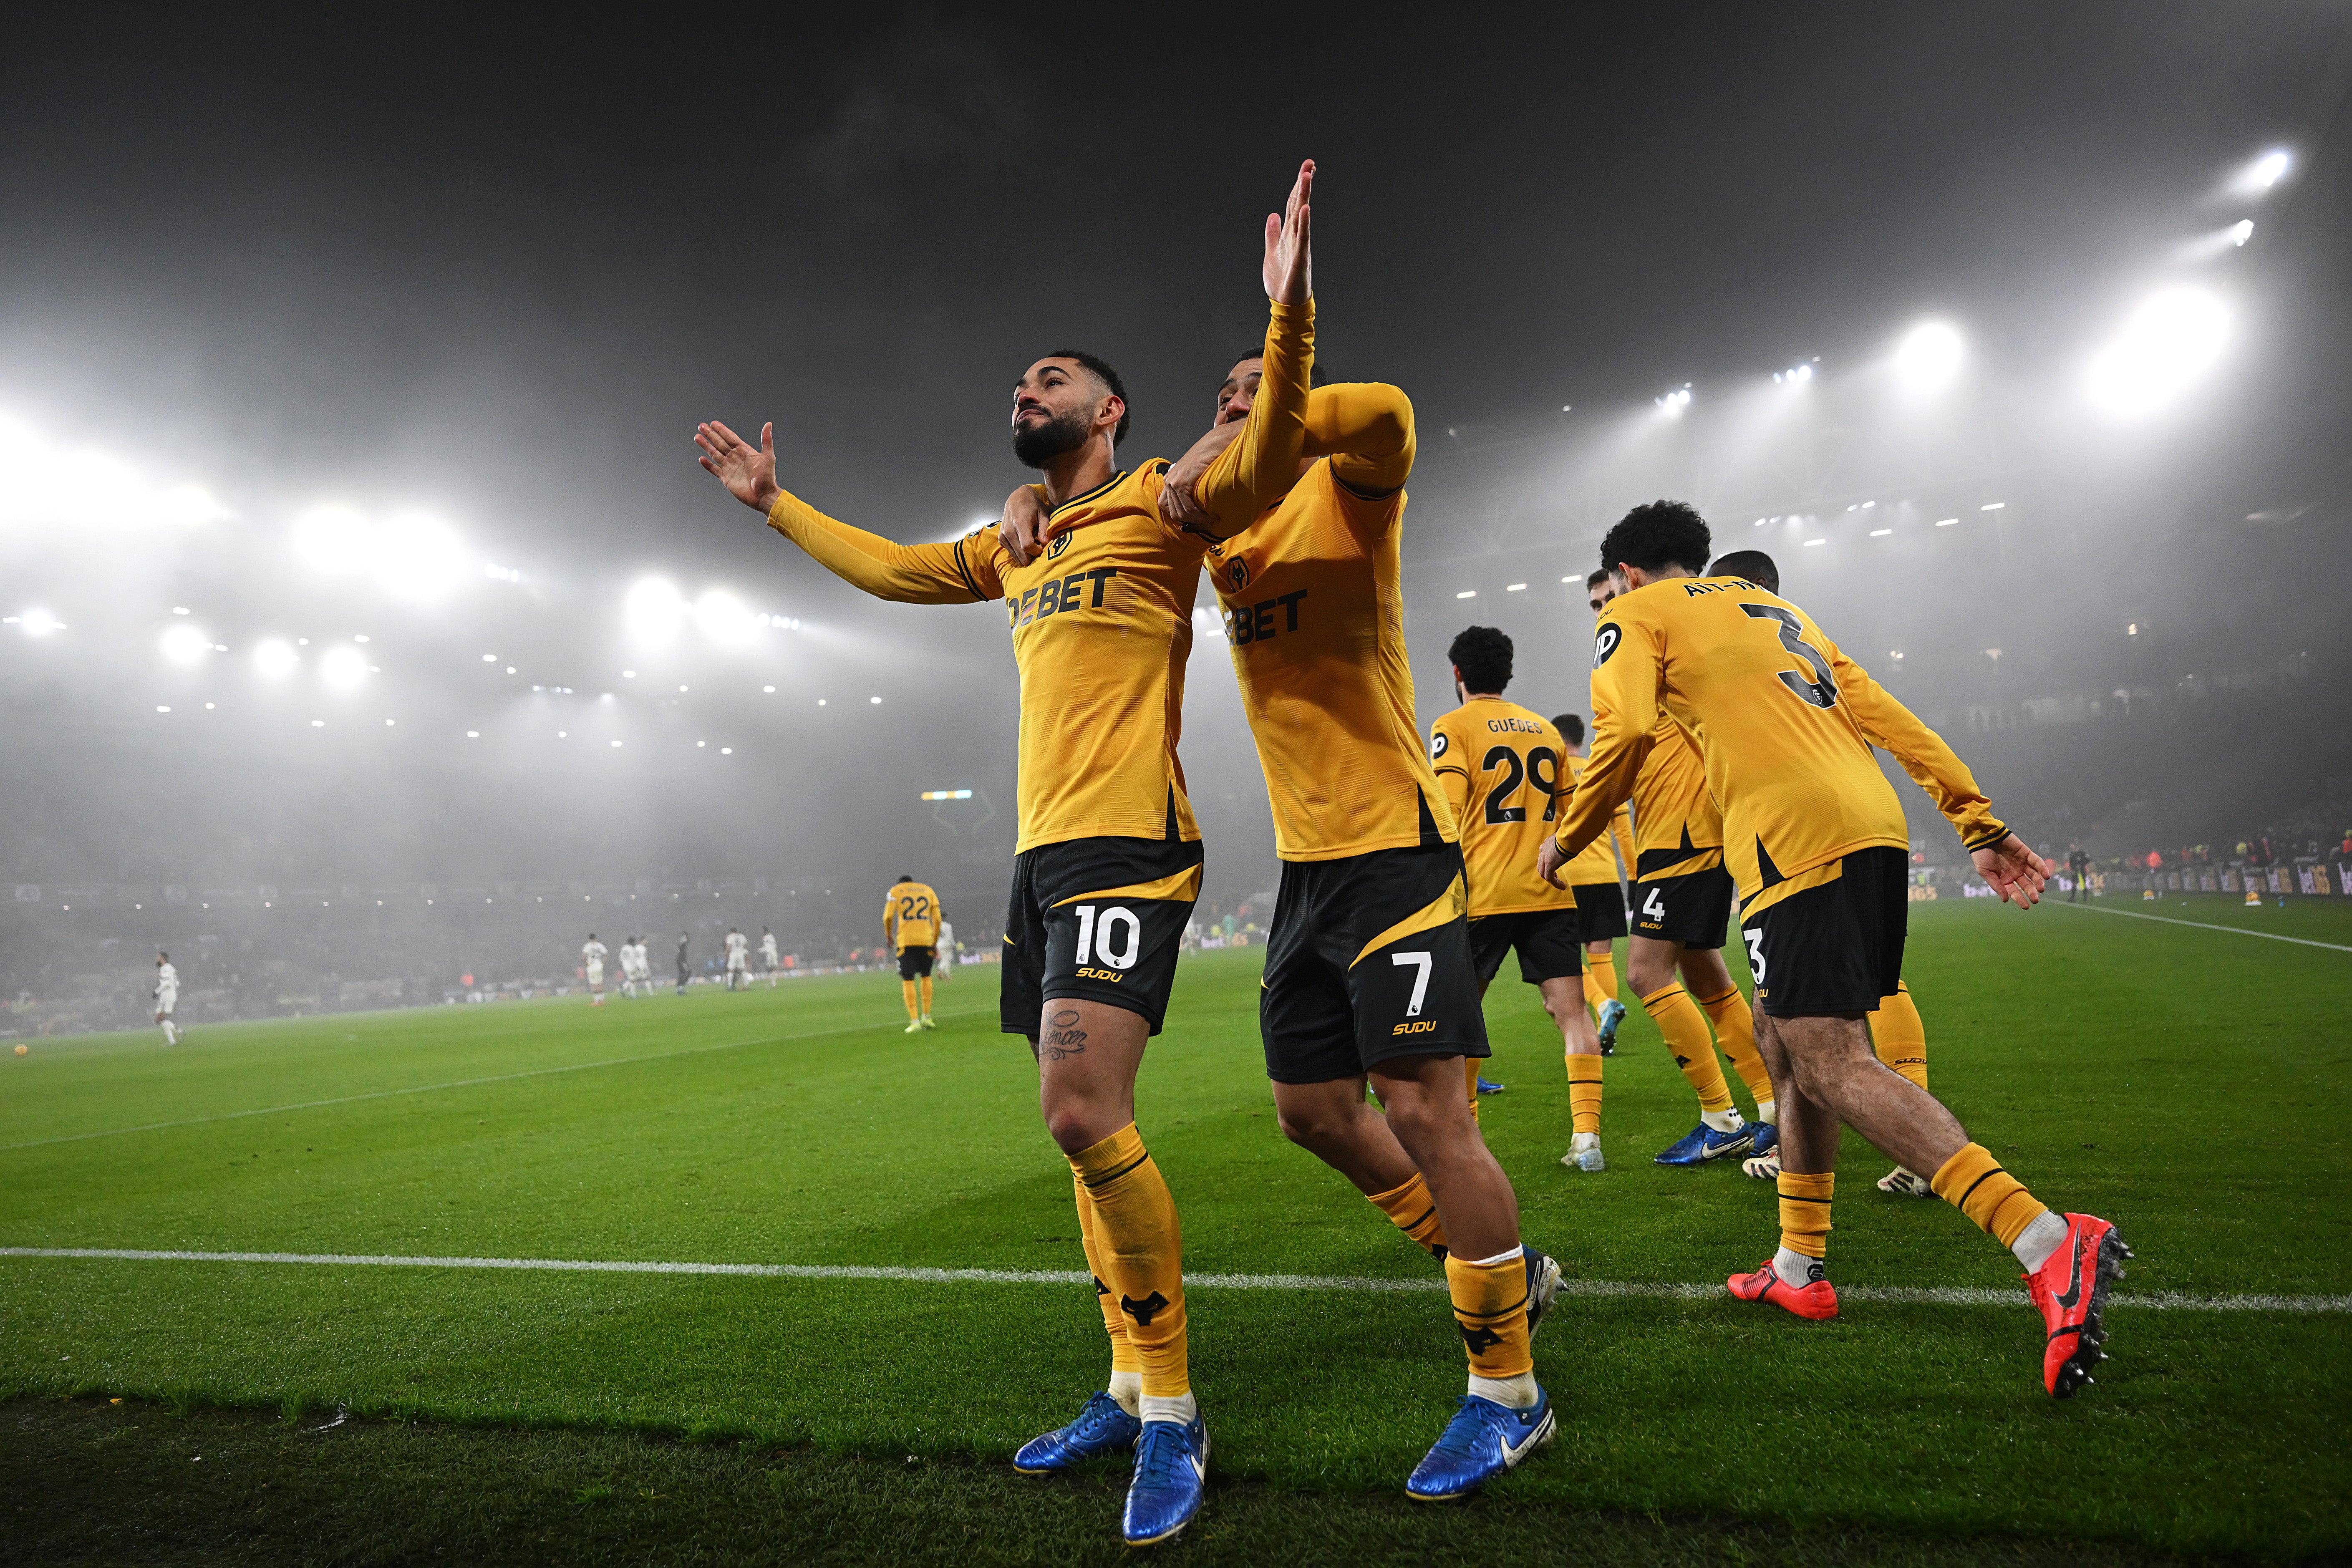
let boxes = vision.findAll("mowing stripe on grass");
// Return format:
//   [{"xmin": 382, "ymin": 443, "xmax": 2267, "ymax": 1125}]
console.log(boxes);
[
  {"xmin": 5, "ymin": 1246, "xmax": 2345, "ymax": 1314},
  {"xmin": 0, "ymin": 1008, "xmax": 999, "ymax": 1154},
  {"xmin": 2052, "ymin": 900, "xmax": 2352, "ymax": 953}
]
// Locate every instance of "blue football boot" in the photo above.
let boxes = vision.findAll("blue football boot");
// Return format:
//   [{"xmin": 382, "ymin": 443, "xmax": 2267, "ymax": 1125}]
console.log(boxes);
[
  {"xmin": 1012, "ymin": 1390, "xmax": 1142, "ymax": 1474},
  {"xmin": 1653, "ymin": 1121, "xmax": 1755, "ymax": 1167},
  {"xmin": 1122, "ymin": 1414, "xmax": 1209, "ymax": 1545},
  {"xmin": 1594, "ymin": 999, "xmax": 1626, "ymax": 1056},
  {"xmin": 1405, "ymin": 1388, "xmax": 1556, "ymax": 1501},
  {"xmin": 1747, "ymin": 1122, "xmax": 1778, "ymax": 1159},
  {"xmin": 1476, "ymin": 1076, "xmax": 1505, "ymax": 1095}
]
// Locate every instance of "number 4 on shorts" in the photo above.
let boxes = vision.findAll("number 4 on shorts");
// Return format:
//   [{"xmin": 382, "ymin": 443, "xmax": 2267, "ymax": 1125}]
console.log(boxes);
[
  {"xmin": 1390, "ymin": 951, "xmax": 1432, "ymax": 1016},
  {"xmin": 1642, "ymin": 886, "xmax": 1668, "ymax": 921}
]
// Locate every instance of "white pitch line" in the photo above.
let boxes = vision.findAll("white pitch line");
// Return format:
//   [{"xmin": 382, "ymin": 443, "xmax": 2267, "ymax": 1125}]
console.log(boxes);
[
  {"xmin": 4, "ymin": 1246, "xmax": 2346, "ymax": 1314},
  {"xmin": 0, "ymin": 1009, "xmax": 998, "ymax": 1154},
  {"xmin": 2051, "ymin": 900, "xmax": 2352, "ymax": 953}
]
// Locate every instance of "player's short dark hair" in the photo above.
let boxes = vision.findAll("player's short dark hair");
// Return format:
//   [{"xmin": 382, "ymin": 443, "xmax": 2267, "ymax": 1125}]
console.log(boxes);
[
  {"xmin": 1709, "ymin": 550, "xmax": 1779, "ymax": 593},
  {"xmin": 897, "ymin": 875, "xmax": 912, "ymax": 883},
  {"xmin": 1230, "ymin": 348, "xmax": 1330, "ymax": 388},
  {"xmin": 1599, "ymin": 499, "xmax": 1712, "ymax": 577},
  {"xmin": 1448, "ymin": 625, "xmax": 1514, "ymax": 694},
  {"xmin": 1552, "ymin": 713, "xmax": 1586, "ymax": 746},
  {"xmin": 1045, "ymin": 349, "xmax": 1131, "ymax": 445},
  {"xmin": 1585, "ymin": 569, "xmax": 1611, "ymax": 590},
  {"xmin": 156, "ymin": 950, "xmax": 168, "ymax": 961}
]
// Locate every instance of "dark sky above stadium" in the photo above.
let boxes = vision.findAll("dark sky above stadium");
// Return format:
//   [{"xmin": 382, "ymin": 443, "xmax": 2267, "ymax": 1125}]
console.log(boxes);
[{"xmin": 3, "ymin": 4, "xmax": 2348, "ymax": 920}]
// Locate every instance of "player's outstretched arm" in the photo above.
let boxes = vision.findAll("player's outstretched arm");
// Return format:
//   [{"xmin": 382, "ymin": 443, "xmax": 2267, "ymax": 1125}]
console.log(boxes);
[
  {"xmin": 1303, "ymin": 382, "xmax": 1414, "ymax": 498},
  {"xmin": 695, "ymin": 419, "xmax": 1004, "ymax": 605},
  {"xmin": 1541, "ymin": 617, "xmax": 1661, "ymax": 887},
  {"xmin": 1183, "ymin": 160, "xmax": 1317, "ymax": 536},
  {"xmin": 1831, "ymin": 640, "xmax": 2044, "ymax": 900}
]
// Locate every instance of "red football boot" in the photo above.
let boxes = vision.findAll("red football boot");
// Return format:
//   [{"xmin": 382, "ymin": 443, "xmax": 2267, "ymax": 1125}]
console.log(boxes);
[
  {"xmin": 1727, "ymin": 1258, "xmax": 1839, "ymax": 1320},
  {"xmin": 2025, "ymin": 1213, "xmax": 2131, "ymax": 1398}
]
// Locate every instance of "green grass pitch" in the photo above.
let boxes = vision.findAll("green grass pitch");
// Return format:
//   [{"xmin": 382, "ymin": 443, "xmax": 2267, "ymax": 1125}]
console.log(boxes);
[{"xmin": 5, "ymin": 895, "xmax": 2349, "ymax": 1561}]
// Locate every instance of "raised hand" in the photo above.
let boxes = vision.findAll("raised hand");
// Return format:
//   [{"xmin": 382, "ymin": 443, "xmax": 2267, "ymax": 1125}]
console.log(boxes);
[
  {"xmin": 1263, "ymin": 159, "xmax": 1313, "ymax": 305},
  {"xmin": 999, "ymin": 483, "xmax": 1052, "ymax": 566},
  {"xmin": 1973, "ymin": 833, "xmax": 2054, "ymax": 908},
  {"xmin": 694, "ymin": 420, "xmax": 781, "ymax": 513}
]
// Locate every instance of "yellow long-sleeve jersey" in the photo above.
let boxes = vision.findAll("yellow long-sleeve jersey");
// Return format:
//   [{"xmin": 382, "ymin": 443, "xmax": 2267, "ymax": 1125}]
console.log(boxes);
[
  {"xmin": 1429, "ymin": 697, "xmax": 1568, "ymax": 917},
  {"xmin": 1208, "ymin": 380, "xmax": 1453, "ymax": 861},
  {"xmin": 884, "ymin": 882, "xmax": 942, "ymax": 948},
  {"xmin": 1555, "ymin": 574, "xmax": 2008, "ymax": 918},
  {"xmin": 761, "ymin": 301, "xmax": 1316, "ymax": 854},
  {"xmin": 1630, "ymin": 717, "xmax": 1724, "ymax": 879},
  {"xmin": 1564, "ymin": 753, "xmax": 1634, "ymax": 887}
]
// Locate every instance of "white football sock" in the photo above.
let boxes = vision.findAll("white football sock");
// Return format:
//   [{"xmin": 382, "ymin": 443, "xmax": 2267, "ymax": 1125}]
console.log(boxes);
[
  {"xmin": 1772, "ymin": 1245, "xmax": 1825, "ymax": 1284},
  {"xmin": 1755, "ymin": 1099, "xmax": 1777, "ymax": 1125},
  {"xmin": 2012, "ymin": 1210, "xmax": 2071, "ymax": 1274},
  {"xmin": 1469, "ymin": 1372, "xmax": 1539, "ymax": 1408},
  {"xmin": 1140, "ymin": 1391, "xmax": 1198, "ymax": 1425},
  {"xmin": 1702, "ymin": 1108, "xmax": 1743, "ymax": 1134},
  {"xmin": 1107, "ymin": 1370, "xmax": 1142, "ymax": 1417}
]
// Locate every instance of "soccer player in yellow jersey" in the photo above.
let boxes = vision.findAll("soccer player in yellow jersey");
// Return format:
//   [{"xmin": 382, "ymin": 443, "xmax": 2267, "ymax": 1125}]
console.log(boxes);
[
  {"xmin": 693, "ymin": 160, "xmax": 1323, "ymax": 1548},
  {"xmin": 1584, "ymin": 574, "xmax": 1778, "ymax": 1168},
  {"xmin": 1550, "ymin": 709, "xmax": 1636, "ymax": 1054},
  {"xmin": 1430, "ymin": 627, "xmax": 1608, "ymax": 1174},
  {"xmin": 1710, "ymin": 549, "xmax": 1935, "ymax": 1199},
  {"xmin": 1543, "ymin": 500, "xmax": 2130, "ymax": 1399},
  {"xmin": 884, "ymin": 875, "xmax": 943, "ymax": 1032},
  {"xmin": 1006, "ymin": 217, "xmax": 1557, "ymax": 1510}
]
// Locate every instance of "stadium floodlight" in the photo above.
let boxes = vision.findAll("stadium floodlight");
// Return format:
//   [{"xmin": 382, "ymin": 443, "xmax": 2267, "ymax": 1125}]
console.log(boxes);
[
  {"xmin": 2084, "ymin": 287, "xmax": 2229, "ymax": 419},
  {"xmin": 153, "ymin": 482, "xmax": 228, "ymax": 527},
  {"xmin": 1773, "ymin": 363, "xmax": 1813, "ymax": 385},
  {"xmin": 922, "ymin": 789, "xmax": 975, "ymax": 800},
  {"xmin": 2230, "ymin": 220, "xmax": 2254, "ymax": 247},
  {"xmin": 253, "ymin": 638, "xmax": 299, "ymax": 678},
  {"xmin": 2232, "ymin": 149, "xmax": 2291, "ymax": 197},
  {"xmin": 694, "ymin": 588, "xmax": 759, "ymax": 645},
  {"xmin": 15, "ymin": 608, "xmax": 65, "ymax": 638},
  {"xmin": 160, "ymin": 623, "xmax": 213, "ymax": 665},
  {"xmin": 1654, "ymin": 385, "xmax": 1692, "ymax": 415},
  {"xmin": 624, "ymin": 577, "xmax": 687, "ymax": 645},
  {"xmin": 1892, "ymin": 321, "xmax": 1964, "ymax": 392},
  {"xmin": 294, "ymin": 505, "xmax": 372, "ymax": 573},
  {"xmin": 373, "ymin": 512, "xmax": 471, "ymax": 601},
  {"xmin": 320, "ymin": 644, "xmax": 368, "ymax": 690}
]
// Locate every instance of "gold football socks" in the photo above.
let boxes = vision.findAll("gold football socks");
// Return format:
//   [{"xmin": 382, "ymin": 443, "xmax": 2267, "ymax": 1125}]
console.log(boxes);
[
  {"xmin": 1367, "ymin": 1170, "xmax": 1450, "ymax": 1260},
  {"xmin": 1869, "ymin": 982, "xmax": 1929, "ymax": 1089},
  {"xmin": 1447, "ymin": 1246, "xmax": 1537, "ymax": 1404},
  {"xmin": 1584, "ymin": 950, "xmax": 1619, "ymax": 1015},
  {"xmin": 1641, "ymin": 982, "xmax": 1737, "ymax": 1122},
  {"xmin": 1071, "ymin": 1170, "xmax": 1142, "ymax": 1403},
  {"xmin": 918, "ymin": 974, "xmax": 934, "ymax": 1018},
  {"xmin": 1696, "ymin": 986, "xmax": 1775, "ymax": 1119},
  {"xmin": 1777, "ymin": 1170, "xmax": 1833, "ymax": 1263},
  {"xmin": 1932, "ymin": 1142, "xmax": 2047, "ymax": 1250},
  {"xmin": 1565, "ymin": 1054, "xmax": 1603, "ymax": 1135},
  {"xmin": 900, "ymin": 979, "xmax": 921, "ymax": 1022},
  {"xmin": 1069, "ymin": 1124, "xmax": 1190, "ymax": 1402}
]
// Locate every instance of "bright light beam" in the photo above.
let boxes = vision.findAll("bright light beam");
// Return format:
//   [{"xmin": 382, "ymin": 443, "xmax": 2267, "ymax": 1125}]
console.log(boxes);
[
  {"xmin": 1892, "ymin": 321, "xmax": 1964, "ymax": 393},
  {"xmin": 2084, "ymin": 287, "xmax": 2229, "ymax": 420},
  {"xmin": 253, "ymin": 638, "xmax": 299, "ymax": 678},
  {"xmin": 160, "ymin": 623, "xmax": 213, "ymax": 665}
]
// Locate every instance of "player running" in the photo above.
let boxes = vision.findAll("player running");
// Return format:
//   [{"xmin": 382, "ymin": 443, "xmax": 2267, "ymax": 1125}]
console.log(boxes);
[
  {"xmin": 1709, "ymin": 549, "xmax": 1938, "ymax": 1200},
  {"xmin": 885, "ymin": 875, "xmax": 943, "ymax": 1031},
  {"xmin": 694, "ymin": 162, "xmax": 1323, "ymax": 1545},
  {"xmin": 1009, "ymin": 259, "xmax": 1560, "ymax": 1504},
  {"xmin": 1430, "ymin": 627, "xmax": 1607, "ymax": 1175},
  {"xmin": 759, "ymin": 928, "xmax": 780, "ymax": 987},
  {"xmin": 582, "ymin": 934, "xmax": 608, "ymax": 1006},
  {"xmin": 1551, "ymin": 704, "xmax": 1635, "ymax": 1055},
  {"xmin": 1544, "ymin": 500, "xmax": 2129, "ymax": 1398},
  {"xmin": 152, "ymin": 951, "xmax": 181, "ymax": 1046},
  {"xmin": 1585, "ymin": 570, "xmax": 1775, "ymax": 1166}
]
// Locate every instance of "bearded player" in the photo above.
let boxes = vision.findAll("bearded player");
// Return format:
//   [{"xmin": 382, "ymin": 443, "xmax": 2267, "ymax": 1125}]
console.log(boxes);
[{"xmin": 696, "ymin": 162, "xmax": 1320, "ymax": 1545}]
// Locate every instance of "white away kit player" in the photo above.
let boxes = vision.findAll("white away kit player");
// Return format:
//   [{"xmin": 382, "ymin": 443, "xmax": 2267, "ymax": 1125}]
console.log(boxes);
[
  {"xmin": 724, "ymin": 926, "xmax": 749, "ymax": 991},
  {"xmin": 760, "ymin": 927, "xmax": 780, "ymax": 987},
  {"xmin": 583, "ymin": 935, "xmax": 609, "ymax": 1006},
  {"xmin": 935, "ymin": 918, "xmax": 955, "ymax": 980},
  {"xmin": 153, "ymin": 952, "xmax": 181, "ymax": 1046}
]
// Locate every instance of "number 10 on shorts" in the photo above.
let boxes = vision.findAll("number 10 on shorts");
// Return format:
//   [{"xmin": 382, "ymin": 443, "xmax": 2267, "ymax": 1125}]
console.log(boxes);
[{"xmin": 1073, "ymin": 905, "xmax": 1142, "ymax": 971}]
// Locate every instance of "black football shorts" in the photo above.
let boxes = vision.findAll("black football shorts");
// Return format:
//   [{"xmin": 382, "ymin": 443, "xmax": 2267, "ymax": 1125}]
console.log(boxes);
[
  {"xmin": 897, "ymin": 945, "xmax": 936, "ymax": 980},
  {"xmin": 1631, "ymin": 860, "xmax": 1736, "ymax": 949},
  {"xmin": 1740, "ymin": 847, "xmax": 1908, "ymax": 1017},
  {"xmin": 1467, "ymin": 906, "xmax": 1585, "ymax": 986},
  {"xmin": 1569, "ymin": 881, "xmax": 1627, "ymax": 942},
  {"xmin": 1001, "ymin": 834, "xmax": 1203, "ymax": 1039},
  {"xmin": 1260, "ymin": 842, "xmax": 1489, "ymax": 1084}
]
